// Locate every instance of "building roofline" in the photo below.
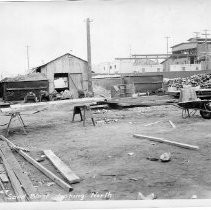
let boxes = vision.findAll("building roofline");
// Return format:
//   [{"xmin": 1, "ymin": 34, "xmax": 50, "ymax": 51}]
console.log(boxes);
[
  {"xmin": 172, "ymin": 38, "xmax": 211, "ymax": 49},
  {"xmin": 33, "ymin": 53, "xmax": 88, "ymax": 70},
  {"xmin": 171, "ymin": 42, "xmax": 192, "ymax": 48},
  {"xmin": 187, "ymin": 37, "xmax": 211, "ymax": 42}
]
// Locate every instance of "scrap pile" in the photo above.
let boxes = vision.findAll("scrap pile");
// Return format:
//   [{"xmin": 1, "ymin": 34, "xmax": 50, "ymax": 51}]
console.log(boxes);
[
  {"xmin": 166, "ymin": 73, "xmax": 211, "ymax": 89},
  {"xmin": 49, "ymin": 90, "xmax": 74, "ymax": 101},
  {"xmin": 0, "ymin": 135, "xmax": 80, "ymax": 202},
  {"xmin": 93, "ymin": 85, "xmax": 111, "ymax": 98}
]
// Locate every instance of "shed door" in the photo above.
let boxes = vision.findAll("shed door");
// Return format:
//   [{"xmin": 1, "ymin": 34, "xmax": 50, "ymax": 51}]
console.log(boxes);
[
  {"xmin": 69, "ymin": 73, "xmax": 83, "ymax": 90},
  {"xmin": 69, "ymin": 73, "xmax": 83, "ymax": 98}
]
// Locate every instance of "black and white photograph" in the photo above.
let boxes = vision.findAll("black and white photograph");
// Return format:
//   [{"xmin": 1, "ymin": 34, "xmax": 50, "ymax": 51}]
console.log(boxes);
[{"xmin": 0, "ymin": 0, "xmax": 210, "ymax": 208}]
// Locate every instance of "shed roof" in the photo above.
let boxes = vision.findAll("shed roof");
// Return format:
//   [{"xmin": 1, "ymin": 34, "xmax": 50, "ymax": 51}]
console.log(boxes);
[
  {"xmin": 171, "ymin": 42, "xmax": 197, "ymax": 52},
  {"xmin": 33, "ymin": 53, "xmax": 88, "ymax": 71},
  {"xmin": 1, "ymin": 73, "xmax": 48, "ymax": 82}
]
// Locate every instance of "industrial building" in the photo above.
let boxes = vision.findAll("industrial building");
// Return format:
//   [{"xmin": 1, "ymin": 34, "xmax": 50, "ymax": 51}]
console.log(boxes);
[
  {"xmin": 162, "ymin": 37, "xmax": 211, "ymax": 71},
  {"xmin": 33, "ymin": 53, "xmax": 91, "ymax": 98},
  {"xmin": 93, "ymin": 58, "xmax": 163, "ymax": 74},
  {"xmin": 94, "ymin": 36, "xmax": 211, "ymax": 75}
]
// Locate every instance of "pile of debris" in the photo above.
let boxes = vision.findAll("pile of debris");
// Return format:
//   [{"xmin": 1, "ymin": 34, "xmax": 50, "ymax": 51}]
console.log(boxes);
[
  {"xmin": 165, "ymin": 73, "xmax": 211, "ymax": 89},
  {"xmin": 93, "ymin": 85, "xmax": 111, "ymax": 98},
  {"xmin": 0, "ymin": 135, "xmax": 80, "ymax": 202},
  {"xmin": 50, "ymin": 90, "xmax": 74, "ymax": 101}
]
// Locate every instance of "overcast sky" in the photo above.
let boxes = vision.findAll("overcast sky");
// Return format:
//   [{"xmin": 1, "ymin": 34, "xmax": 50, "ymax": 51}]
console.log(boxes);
[{"xmin": 0, "ymin": 0, "xmax": 211, "ymax": 76}]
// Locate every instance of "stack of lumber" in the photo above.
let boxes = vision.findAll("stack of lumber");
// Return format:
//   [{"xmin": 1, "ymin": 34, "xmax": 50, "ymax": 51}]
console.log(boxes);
[
  {"xmin": 0, "ymin": 140, "xmax": 36, "ymax": 201},
  {"xmin": 166, "ymin": 73, "xmax": 211, "ymax": 89},
  {"xmin": 0, "ymin": 135, "xmax": 80, "ymax": 202}
]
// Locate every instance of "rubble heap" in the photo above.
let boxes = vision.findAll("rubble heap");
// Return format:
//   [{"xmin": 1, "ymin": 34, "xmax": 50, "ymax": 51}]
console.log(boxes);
[
  {"xmin": 93, "ymin": 85, "xmax": 111, "ymax": 98},
  {"xmin": 166, "ymin": 73, "xmax": 211, "ymax": 89}
]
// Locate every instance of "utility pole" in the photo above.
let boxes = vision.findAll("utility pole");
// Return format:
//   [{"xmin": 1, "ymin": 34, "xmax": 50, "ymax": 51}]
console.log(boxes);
[
  {"xmin": 193, "ymin": 32, "xmax": 200, "ymax": 64},
  {"xmin": 86, "ymin": 18, "xmax": 93, "ymax": 93},
  {"xmin": 202, "ymin": 29, "xmax": 210, "ymax": 70},
  {"xmin": 129, "ymin": 45, "xmax": 132, "ymax": 58},
  {"xmin": 165, "ymin": 36, "xmax": 170, "ymax": 58},
  {"xmin": 26, "ymin": 45, "xmax": 30, "ymax": 73}
]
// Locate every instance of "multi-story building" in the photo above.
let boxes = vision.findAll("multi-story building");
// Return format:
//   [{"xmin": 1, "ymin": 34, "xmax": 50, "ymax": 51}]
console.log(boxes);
[{"xmin": 163, "ymin": 37, "xmax": 211, "ymax": 71}]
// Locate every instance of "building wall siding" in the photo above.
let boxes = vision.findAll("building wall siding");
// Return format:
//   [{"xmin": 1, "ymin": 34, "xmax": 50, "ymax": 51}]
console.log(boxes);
[{"xmin": 170, "ymin": 64, "xmax": 202, "ymax": 71}]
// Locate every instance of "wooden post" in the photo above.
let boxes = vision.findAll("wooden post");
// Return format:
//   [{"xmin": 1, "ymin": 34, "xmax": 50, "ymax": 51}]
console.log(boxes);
[{"xmin": 86, "ymin": 18, "xmax": 93, "ymax": 93}]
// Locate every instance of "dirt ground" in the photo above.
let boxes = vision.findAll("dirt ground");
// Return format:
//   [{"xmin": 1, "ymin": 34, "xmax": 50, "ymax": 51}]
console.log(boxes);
[{"xmin": 0, "ymin": 98, "xmax": 211, "ymax": 201}]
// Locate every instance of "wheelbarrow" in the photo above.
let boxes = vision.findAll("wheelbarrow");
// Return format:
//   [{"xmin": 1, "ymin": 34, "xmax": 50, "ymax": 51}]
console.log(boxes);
[{"xmin": 175, "ymin": 100, "xmax": 211, "ymax": 119}]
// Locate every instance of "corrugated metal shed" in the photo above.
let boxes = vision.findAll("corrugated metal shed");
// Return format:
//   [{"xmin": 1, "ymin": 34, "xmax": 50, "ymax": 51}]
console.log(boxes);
[{"xmin": 33, "ymin": 53, "xmax": 89, "ymax": 98}]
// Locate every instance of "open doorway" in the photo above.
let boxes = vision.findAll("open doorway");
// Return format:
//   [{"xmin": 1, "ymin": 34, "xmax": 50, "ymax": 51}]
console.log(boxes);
[
  {"xmin": 190, "ymin": 57, "xmax": 195, "ymax": 64},
  {"xmin": 54, "ymin": 73, "xmax": 69, "ymax": 92}
]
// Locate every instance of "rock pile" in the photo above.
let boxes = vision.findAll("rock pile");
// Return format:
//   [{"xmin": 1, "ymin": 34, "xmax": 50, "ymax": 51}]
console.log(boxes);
[{"xmin": 166, "ymin": 73, "xmax": 211, "ymax": 89}]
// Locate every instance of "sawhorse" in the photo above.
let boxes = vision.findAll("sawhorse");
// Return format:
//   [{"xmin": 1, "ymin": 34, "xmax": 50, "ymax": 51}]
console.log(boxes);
[
  {"xmin": 6, "ymin": 112, "xmax": 27, "ymax": 137},
  {"xmin": 72, "ymin": 105, "xmax": 95, "ymax": 126}
]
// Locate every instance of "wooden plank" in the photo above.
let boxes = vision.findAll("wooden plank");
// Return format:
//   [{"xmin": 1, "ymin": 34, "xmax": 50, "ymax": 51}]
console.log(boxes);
[
  {"xmin": 133, "ymin": 134, "xmax": 199, "ymax": 150},
  {"xmin": 44, "ymin": 150, "xmax": 80, "ymax": 184},
  {"xmin": 7, "ymin": 87, "xmax": 48, "ymax": 91},
  {"xmin": 144, "ymin": 121, "xmax": 162, "ymax": 127},
  {"xmin": 0, "ymin": 178, "xmax": 8, "ymax": 199},
  {"xmin": 0, "ymin": 135, "xmax": 29, "ymax": 152},
  {"xmin": 0, "ymin": 164, "xmax": 5, "ymax": 173},
  {"xmin": 0, "ymin": 177, "xmax": 9, "ymax": 201},
  {"xmin": 0, "ymin": 173, "xmax": 9, "ymax": 183},
  {"xmin": 17, "ymin": 150, "xmax": 73, "ymax": 192},
  {"xmin": 0, "ymin": 141, "xmax": 36, "ymax": 197},
  {"xmin": 0, "ymin": 144, "xmax": 35, "ymax": 198},
  {"xmin": 0, "ymin": 150, "xmax": 26, "ymax": 202},
  {"xmin": 169, "ymin": 120, "xmax": 176, "ymax": 128}
]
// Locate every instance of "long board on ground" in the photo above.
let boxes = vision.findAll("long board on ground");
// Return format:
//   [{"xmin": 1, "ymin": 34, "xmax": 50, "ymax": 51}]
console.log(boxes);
[
  {"xmin": 17, "ymin": 149, "xmax": 73, "ymax": 192},
  {"xmin": 0, "ymin": 149, "xmax": 26, "ymax": 202},
  {"xmin": 0, "ymin": 141, "xmax": 36, "ymax": 198},
  {"xmin": 44, "ymin": 150, "xmax": 80, "ymax": 184},
  {"xmin": 133, "ymin": 134, "xmax": 199, "ymax": 150}
]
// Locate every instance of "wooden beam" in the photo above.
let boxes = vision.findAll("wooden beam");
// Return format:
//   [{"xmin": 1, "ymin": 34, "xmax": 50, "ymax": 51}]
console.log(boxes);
[
  {"xmin": 144, "ymin": 121, "xmax": 162, "ymax": 127},
  {"xmin": 0, "ymin": 174, "xmax": 9, "ymax": 183},
  {"xmin": 0, "ymin": 150, "xmax": 26, "ymax": 202},
  {"xmin": 169, "ymin": 120, "xmax": 176, "ymax": 128},
  {"xmin": 0, "ymin": 164, "xmax": 5, "ymax": 173},
  {"xmin": 44, "ymin": 150, "xmax": 80, "ymax": 184},
  {"xmin": 0, "ymin": 141, "xmax": 36, "ymax": 198},
  {"xmin": 133, "ymin": 134, "xmax": 199, "ymax": 150},
  {"xmin": 0, "ymin": 135, "xmax": 29, "ymax": 152},
  {"xmin": 17, "ymin": 150, "xmax": 73, "ymax": 192},
  {"xmin": 0, "ymin": 178, "xmax": 7, "ymax": 198}
]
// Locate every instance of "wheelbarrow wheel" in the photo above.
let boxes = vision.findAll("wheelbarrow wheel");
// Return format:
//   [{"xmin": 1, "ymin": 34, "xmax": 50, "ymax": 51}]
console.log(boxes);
[{"xmin": 200, "ymin": 110, "xmax": 211, "ymax": 119}]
